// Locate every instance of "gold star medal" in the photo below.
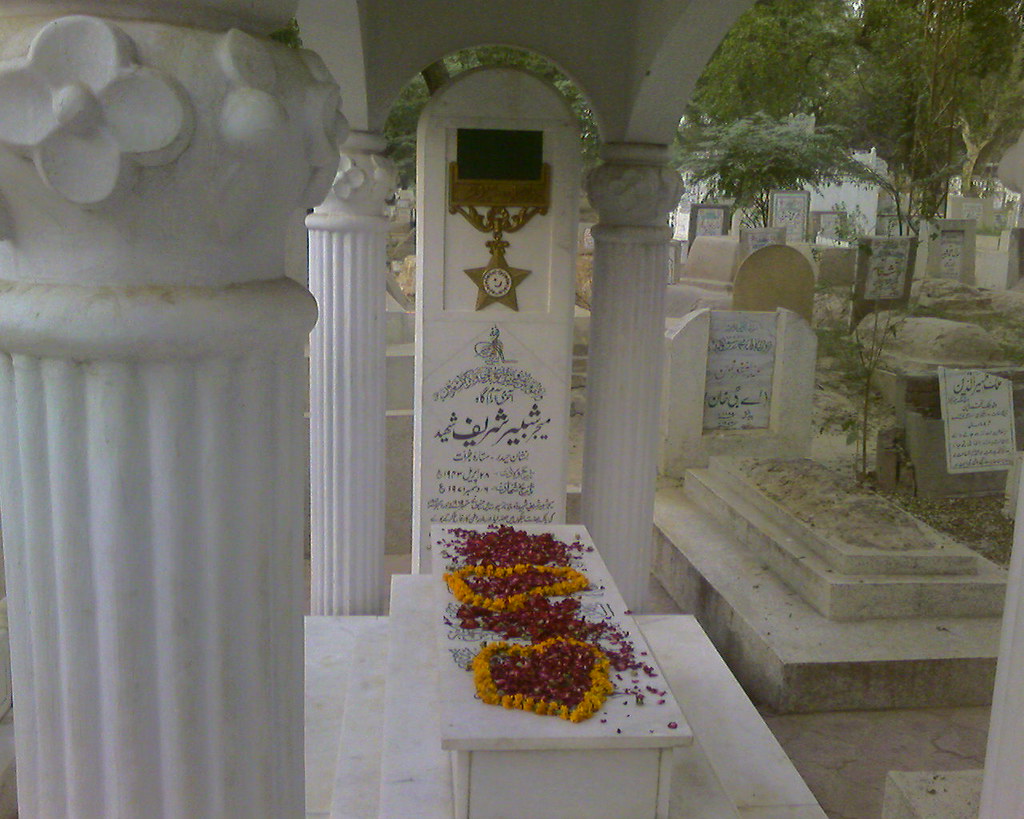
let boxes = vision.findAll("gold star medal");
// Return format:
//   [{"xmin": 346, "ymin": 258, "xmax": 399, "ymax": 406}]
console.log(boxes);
[{"xmin": 464, "ymin": 239, "xmax": 531, "ymax": 311}]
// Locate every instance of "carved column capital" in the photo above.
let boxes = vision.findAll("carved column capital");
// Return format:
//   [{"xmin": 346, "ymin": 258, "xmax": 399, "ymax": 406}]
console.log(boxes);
[
  {"xmin": 317, "ymin": 131, "xmax": 397, "ymax": 219},
  {"xmin": 0, "ymin": 14, "xmax": 345, "ymax": 286},
  {"xmin": 585, "ymin": 143, "xmax": 682, "ymax": 229}
]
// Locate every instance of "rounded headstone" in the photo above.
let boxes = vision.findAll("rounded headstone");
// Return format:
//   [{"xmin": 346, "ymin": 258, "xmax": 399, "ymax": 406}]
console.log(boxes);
[{"xmin": 732, "ymin": 245, "xmax": 815, "ymax": 322}]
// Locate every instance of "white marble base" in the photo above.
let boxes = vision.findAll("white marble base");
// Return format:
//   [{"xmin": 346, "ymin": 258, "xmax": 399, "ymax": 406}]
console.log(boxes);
[{"xmin": 335, "ymin": 575, "xmax": 823, "ymax": 818}]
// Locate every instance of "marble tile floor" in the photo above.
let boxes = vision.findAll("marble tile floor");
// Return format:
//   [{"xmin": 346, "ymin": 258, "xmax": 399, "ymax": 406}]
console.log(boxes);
[{"xmin": 305, "ymin": 556, "xmax": 992, "ymax": 819}]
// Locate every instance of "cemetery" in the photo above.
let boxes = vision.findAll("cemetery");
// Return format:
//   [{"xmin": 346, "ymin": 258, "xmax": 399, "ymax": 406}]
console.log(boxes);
[{"xmin": 2, "ymin": 2, "xmax": 1024, "ymax": 819}]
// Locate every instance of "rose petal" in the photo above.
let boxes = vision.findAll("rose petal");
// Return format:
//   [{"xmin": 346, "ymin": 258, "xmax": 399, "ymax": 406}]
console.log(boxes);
[
  {"xmin": 30, "ymin": 16, "xmax": 134, "ymax": 93},
  {"xmin": 0, "ymin": 66, "xmax": 58, "ymax": 147},
  {"xmin": 101, "ymin": 68, "xmax": 192, "ymax": 163},
  {"xmin": 34, "ymin": 128, "xmax": 123, "ymax": 205}
]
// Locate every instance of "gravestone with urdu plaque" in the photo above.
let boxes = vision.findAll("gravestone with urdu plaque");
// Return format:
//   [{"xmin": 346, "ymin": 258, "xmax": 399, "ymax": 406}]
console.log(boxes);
[
  {"xmin": 413, "ymin": 67, "xmax": 579, "ymax": 571},
  {"xmin": 687, "ymin": 204, "xmax": 731, "ymax": 248},
  {"xmin": 769, "ymin": 190, "xmax": 811, "ymax": 243},
  {"xmin": 850, "ymin": 236, "xmax": 917, "ymax": 327}
]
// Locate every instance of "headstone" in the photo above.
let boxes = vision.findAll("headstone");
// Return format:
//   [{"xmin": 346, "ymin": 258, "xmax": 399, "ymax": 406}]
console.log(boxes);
[
  {"xmin": 919, "ymin": 219, "xmax": 977, "ymax": 284},
  {"xmin": 947, "ymin": 194, "xmax": 995, "ymax": 231},
  {"xmin": 732, "ymin": 244, "xmax": 815, "ymax": 322},
  {"xmin": 938, "ymin": 367, "xmax": 1017, "ymax": 474},
  {"xmin": 413, "ymin": 67, "xmax": 579, "ymax": 571},
  {"xmin": 875, "ymin": 213, "xmax": 902, "ymax": 237},
  {"xmin": 850, "ymin": 236, "xmax": 917, "ymax": 326},
  {"xmin": 681, "ymin": 236, "xmax": 741, "ymax": 287},
  {"xmin": 810, "ymin": 210, "xmax": 841, "ymax": 242},
  {"xmin": 738, "ymin": 227, "xmax": 787, "ymax": 259},
  {"xmin": 687, "ymin": 204, "xmax": 731, "ymax": 248},
  {"xmin": 769, "ymin": 190, "xmax": 811, "ymax": 243},
  {"xmin": 659, "ymin": 308, "xmax": 817, "ymax": 475}
]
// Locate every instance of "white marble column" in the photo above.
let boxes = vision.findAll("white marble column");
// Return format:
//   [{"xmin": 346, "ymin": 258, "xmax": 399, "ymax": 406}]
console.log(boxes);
[
  {"xmin": 581, "ymin": 143, "xmax": 682, "ymax": 610},
  {"xmin": 979, "ymin": 471, "xmax": 1024, "ymax": 817},
  {"xmin": 0, "ymin": 11, "xmax": 342, "ymax": 817},
  {"xmin": 307, "ymin": 132, "xmax": 395, "ymax": 615}
]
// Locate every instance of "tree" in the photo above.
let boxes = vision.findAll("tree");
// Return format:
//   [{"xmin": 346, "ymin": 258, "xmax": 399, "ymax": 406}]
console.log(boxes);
[
  {"xmin": 676, "ymin": 113, "xmax": 881, "ymax": 226},
  {"xmin": 688, "ymin": 0, "xmax": 858, "ymax": 126}
]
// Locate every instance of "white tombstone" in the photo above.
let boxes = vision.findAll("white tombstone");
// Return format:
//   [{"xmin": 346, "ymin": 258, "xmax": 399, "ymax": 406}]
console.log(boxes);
[
  {"xmin": 413, "ymin": 67, "xmax": 579, "ymax": 571},
  {"xmin": 659, "ymin": 308, "xmax": 817, "ymax": 476},
  {"xmin": 918, "ymin": 218, "xmax": 977, "ymax": 284},
  {"xmin": 938, "ymin": 367, "xmax": 1017, "ymax": 474},
  {"xmin": 769, "ymin": 190, "xmax": 811, "ymax": 243}
]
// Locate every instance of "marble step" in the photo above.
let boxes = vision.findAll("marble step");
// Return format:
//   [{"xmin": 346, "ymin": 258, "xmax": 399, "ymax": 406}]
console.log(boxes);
[
  {"xmin": 358, "ymin": 574, "xmax": 825, "ymax": 818},
  {"xmin": 684, "ymin": 466, "xmax": 1006, "ymax": 621},
  {"xmin": 654, "ymin": 485, "xmax": 1002, "ymax": 713},
  {"xmin": 329, "ymin": 628, "xmax": 389, "ymax": 819}
]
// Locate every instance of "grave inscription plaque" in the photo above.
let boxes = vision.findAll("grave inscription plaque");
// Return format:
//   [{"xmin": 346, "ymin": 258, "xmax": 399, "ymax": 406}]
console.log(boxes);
[
  {"xmin": 703, "ymin": 311, "xmax": 777, "ymax": 430},
  {"xmin": 769, "ymin": 190, "xmax": 811, "ymax": 243},
  {"xmin": 939, "ymin": 367, "xmax": 1017, "ymax": 474}
]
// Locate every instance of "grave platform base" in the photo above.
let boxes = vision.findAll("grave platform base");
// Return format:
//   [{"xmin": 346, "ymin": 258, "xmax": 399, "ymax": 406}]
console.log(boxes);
[{"xmin": 654, "ymin": 484, "xmax": 1001, "ymax": 714}]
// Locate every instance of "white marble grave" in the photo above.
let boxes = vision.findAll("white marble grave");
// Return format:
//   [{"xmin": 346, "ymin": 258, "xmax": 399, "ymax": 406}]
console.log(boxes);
[
  {"xmin": 433, "ymin": 524, "xmax": 691, "ymax": 819},
  {"xmin": 660, "ymin": 308, "xmax": 817, "ymax": 476},
  {"xmin": 412, "ymin": 68, "xmax": 579, "ymax": 573},
  {"xmin": 918, "ymin": 219, "xmax": 977, "ymax": 284}
]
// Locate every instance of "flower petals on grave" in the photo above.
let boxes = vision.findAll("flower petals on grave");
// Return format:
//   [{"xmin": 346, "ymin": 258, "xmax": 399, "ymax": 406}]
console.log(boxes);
[
  {"xmin": 472, "ymin": 637, "xmax": 613, "ymax": 723},
  {"xmin": 445, "ymin": 564, "xmax": 589, "ymax": 612}
]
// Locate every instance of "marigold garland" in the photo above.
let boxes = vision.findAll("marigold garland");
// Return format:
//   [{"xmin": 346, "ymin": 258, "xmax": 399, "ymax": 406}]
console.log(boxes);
[
  {"xmin": 444, "ymin": 563, "xmax": 589, "ymax": 612},
  {"xmin": 472, "ymin": 637, "xmax": 613, "ymax": 722}
]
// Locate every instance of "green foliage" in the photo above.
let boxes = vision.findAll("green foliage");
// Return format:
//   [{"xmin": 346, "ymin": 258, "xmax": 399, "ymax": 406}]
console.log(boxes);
[
  {"xmin": 268, "ymin": 19, "xmax": 301, "ymax": 48},
  {"xmin": 676, "ymin": 113, "xmax": 881, "ymax": 225},
  {"xmin": 383, "ymin": 47, "xmax": 598, "ymax": 188},
  {"xmin": 689, "ymin": 0, "xmax": 858, "ymax": 125}
]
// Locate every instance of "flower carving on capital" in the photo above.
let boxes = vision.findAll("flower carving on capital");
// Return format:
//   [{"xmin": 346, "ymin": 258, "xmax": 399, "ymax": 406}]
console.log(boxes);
[
  {"xmin": 215, "ymin": 29, "xmax": 346, "ymax": 210},
  {"xmin": 329, "ymin": 149, "xmax": 397, "ymax": 216},
  {"xmin": 0, "ymin": 15, "xmax": 193, "ymax": 206},
  {"xmin": 585, "ymin": 161, "xmax": 683, "ymax": 228}
]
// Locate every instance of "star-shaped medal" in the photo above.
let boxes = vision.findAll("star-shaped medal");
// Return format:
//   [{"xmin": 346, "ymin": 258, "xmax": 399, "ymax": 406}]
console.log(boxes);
[{"xmin": 464, "ymin": 241, "xmax": 531, "ymax": 311}]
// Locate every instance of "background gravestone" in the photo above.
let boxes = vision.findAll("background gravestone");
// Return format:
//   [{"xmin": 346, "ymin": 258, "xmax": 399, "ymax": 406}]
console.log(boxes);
[
  {"xmin": 412, "ymin": 68, "xmax": 579, "ymax": 571},
  {"xmin": 810, "ymin": 210, "xmax": 841, "ymax": 242},
  {"xmin": 732, "ymin": 244, "xmax": 815, "ymax": 322},
  {"xmin": 850, "ymin": 236, "xmax": 917, "ymax": 327},
  {"xmin": 659, "ymin": 308, "xmax": 817, "ymax": 475},
  {"xmin": 918, "ymin": 218, "xmax": 977, "ymax": 284},
  {"xmin": 738, "ymin": 227, "xmax": 786, "ymax": 259},
  {"xmin": 769, "ymin": 190, "xmax": 811, "ymax": 243},
  {"xmin": 687, "ymin": 204, "xmax": 731, "ymax": 249}
]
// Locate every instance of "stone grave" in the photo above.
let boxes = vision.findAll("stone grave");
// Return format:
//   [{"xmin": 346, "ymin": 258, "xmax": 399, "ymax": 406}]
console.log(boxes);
[
  {"xmin": 738, "ymin": 226, "xmax": 786, "ymax": 258},
  {"xmin": 850, "ymin": 236, "xmax": 917, "ymax": 327},
  {"xmin": 810, "ymin": 209, "xmax": 840, "ymax": 242},
  {"xmin": 918, "ymin": 218, "xmax": 977, "ymax": 284},
  {"xmin": 412, "ymin": 67, "xmax": 579, "ymax": 571},
  {"xmin": 948, "ymin": 194, "xmax": 994, "ymax": 231},
  {"xmin": 732, "ymin": 244, "xmax": 815, "ymax": 321},
  {"xmin": 659, "ymin": 308, "xmax": 816, "ymax": 476},
  {"xmin": 686, "ymin": 204, "xmax": 730, "ymax": 249},
  {"xmin": 769, "ymin": 190, "xmax": 810, "ymax": 243}
]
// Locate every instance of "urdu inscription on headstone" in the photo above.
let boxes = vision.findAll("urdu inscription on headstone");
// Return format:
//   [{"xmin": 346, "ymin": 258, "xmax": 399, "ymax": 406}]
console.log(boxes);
[
  {"xmin": 703, "ymin": 311, "xmax": 776, "ymax": 431},
  {"xmin": 688, "ymin": 204, "xmax": 730, "ymax": 248},
  {"xmin": 769, "ymin": 190, "xmax": 811, "ymax": 243},
  {"xmin": 851, "ymin": 236, "xmax": 916, "ymax": 328},
  {"xmin": 939, "ymin": 367, "xmax": 1017, "ymax": 474},
  {"xmin": 412, "ymin": 67, "xmax": 579, "ymax": 571},
  {"xmin": 939, "ymin": 230, "xmax": 966, "ymax": 278}
]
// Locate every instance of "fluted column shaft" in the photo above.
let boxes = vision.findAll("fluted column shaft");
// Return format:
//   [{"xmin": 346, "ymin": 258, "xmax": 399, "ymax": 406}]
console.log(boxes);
[
  {"xmin": 581, "ymin": 144, "xmax": 682, "ymax": 610},
  {"xmin": 0, "ymin": 12, "xmax": 342, "ymax": 817},
  {"xmin": 307, "ymin": 133, "xmax": 395, "ymax": 615},
  {"xmin": 980, "ymin": 472, "xmax": 1024, "ymax": 817}
]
